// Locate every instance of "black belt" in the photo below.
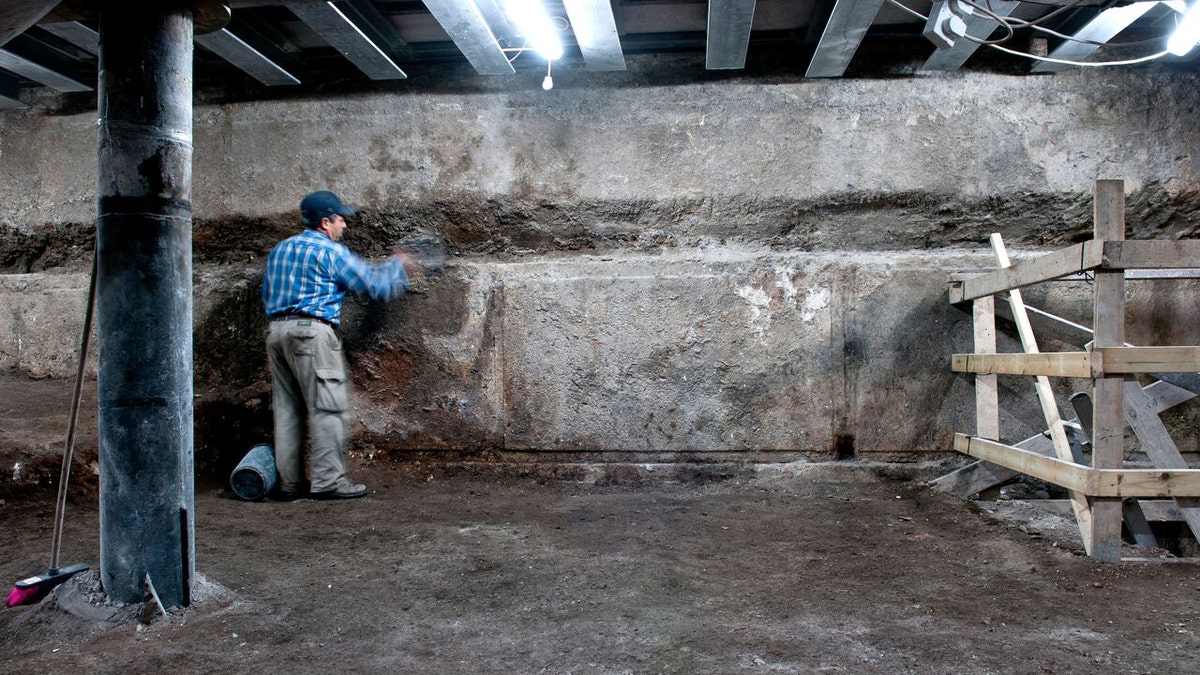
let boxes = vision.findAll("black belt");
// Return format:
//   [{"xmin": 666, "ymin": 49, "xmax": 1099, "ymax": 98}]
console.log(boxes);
[{"xmin": 270, "ymin": 313, "xmax": 337, "ymax": 328}]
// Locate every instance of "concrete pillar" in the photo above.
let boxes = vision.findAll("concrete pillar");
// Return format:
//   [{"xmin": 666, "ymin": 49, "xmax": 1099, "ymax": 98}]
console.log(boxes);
[{"xmin": 94, "ymin": 2, "xmax": 215, "ymax": 608}]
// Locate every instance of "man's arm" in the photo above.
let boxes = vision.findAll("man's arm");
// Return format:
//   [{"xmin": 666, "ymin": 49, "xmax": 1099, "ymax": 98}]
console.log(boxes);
[{"xmin": 331, "ymin": 247, "xmax": 410, "ymax": 302}]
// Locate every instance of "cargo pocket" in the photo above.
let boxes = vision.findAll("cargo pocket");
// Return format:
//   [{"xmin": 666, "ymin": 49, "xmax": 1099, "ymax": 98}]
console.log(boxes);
[{"xmin": 314, "ymin": 368, "xmax": 350, "ymax": 412}]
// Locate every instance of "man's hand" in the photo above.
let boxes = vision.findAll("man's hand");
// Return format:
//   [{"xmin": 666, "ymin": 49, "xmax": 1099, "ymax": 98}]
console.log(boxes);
[{"xmin": 395, "ymin": 250, "xmax": 425, "ymax": 286}]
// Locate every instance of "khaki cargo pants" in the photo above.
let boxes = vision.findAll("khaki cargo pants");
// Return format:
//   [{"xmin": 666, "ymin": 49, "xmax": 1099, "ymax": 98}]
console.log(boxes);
[{"xmin": 266, "ymin": 318, "xmax": 352, "ymax": 494}]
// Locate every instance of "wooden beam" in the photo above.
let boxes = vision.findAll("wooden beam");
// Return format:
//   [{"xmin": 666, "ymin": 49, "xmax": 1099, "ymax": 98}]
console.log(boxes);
[
  {"xmin": 1090, "ymin": 179, "xmax": 1127, "ymax": 562},
  {"xmin": 950, "ymin": 241, "xmax": 1104, "ymax": 303},
  {"xmin": 935, "ymin": 379, "xmax": 1195, "ymax": 497},
  {"xmin": 956, "ymin": 347, "xmax": 1200, "ymax": 377},
  {"xmin": 1031, "ymin": 499, "xmax": 1186, "ymax": 522},
  {"xmin": 974, "ymin": 296, "xmax": 999, "ymax": 440},
  {"xmin": 1123, "ymin": 381, "xmax": 1200, "ymax": 540},
  {"xmin": 1102, "ymin": 240, "xmax": 1200, "ymax": 270},
  {"xmin": 956, "ymin": 434, "xmax": 1091, "ymax": 494},
  {"xmin": 990, "ymin": 233, "xmax": 1094, "ymax": 551},
  {"xmin": 1098, "ymin": 346, "xmax": 1200, "ymax": 374},
  {"xmin": 952, "ymin": 352, "xmax": 1092, "ymax": 378},
  {"xmin": 956, "ymin": 434, "xmax": 1200, "ymax": 498}
]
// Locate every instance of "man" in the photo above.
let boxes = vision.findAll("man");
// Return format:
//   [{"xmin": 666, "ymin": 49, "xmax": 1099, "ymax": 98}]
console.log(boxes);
[{"xmin": 262, "ymin": 190, "xmax": 421, "ymax": 500}]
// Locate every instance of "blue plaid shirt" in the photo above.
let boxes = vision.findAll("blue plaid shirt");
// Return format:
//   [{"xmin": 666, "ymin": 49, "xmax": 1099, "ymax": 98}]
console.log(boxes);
[{"xmin": 262, "ymin": 229, "xmax": 409, "ymax": 326}]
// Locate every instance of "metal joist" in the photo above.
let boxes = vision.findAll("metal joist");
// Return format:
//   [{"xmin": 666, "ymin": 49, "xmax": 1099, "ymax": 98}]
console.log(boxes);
[
  {"xmin": 1031, "ymin": 2, "xmax": 1160, "ymax": 73},
  {"xmin": 563, "ymin": 0, "xmax": 626, "ymax": 71},
  {"xmin": 922, "ymin": 0, "xmax": 1020, "ymax": 71},
  {"xmin": 286, "ymin": 0, "xmax": 406, "ymax": 80},
  {"xmin": 196, "ymin": 28, "xmax": 301, "ymax": 86},
  {"xmin": 805, "ymin": 0, "xmax": 885, "ymax": 78},
  {"xmin": 0, "ymin": 47, "xmax": 91, "ymax": 92},
  {"xmin": 0, "ymin": 70, "xmax": 23, "ymax": 108},
  {"xmin": 40, "ymin": 21, "xmax": 100, "ymax": 55},
  {"xmin": 422, "ymin": 0, "xmax": 514, "ymax": 75},
  {"xmin": 706, "ymin": 0, "xmax": 756, "ymax": 70}
]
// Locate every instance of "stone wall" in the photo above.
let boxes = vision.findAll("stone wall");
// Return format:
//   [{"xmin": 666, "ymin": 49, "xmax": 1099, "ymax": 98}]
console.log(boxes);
[{"xmin": 3, "ymin": 60, "xmax": 1199, "ymax": 465}]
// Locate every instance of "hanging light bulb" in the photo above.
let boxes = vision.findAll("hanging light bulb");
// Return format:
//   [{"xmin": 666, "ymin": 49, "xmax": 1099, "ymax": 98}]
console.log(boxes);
[
  {"xmin": 502, "ymin": 0, "xmax": 563, "ymax": 61},
  {"xmin": 1168, "ymin": 0, "xmax": 1200, "ymax": 56},
  {"xmin": 542, "ymin": 61, "xmax": 553, "ymax": 90}
]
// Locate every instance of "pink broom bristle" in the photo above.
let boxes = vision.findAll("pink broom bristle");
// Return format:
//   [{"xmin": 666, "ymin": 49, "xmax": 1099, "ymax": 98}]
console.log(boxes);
[{"xmin": 6, "ymin": 585, "xmax": 43, "ymax": 607}]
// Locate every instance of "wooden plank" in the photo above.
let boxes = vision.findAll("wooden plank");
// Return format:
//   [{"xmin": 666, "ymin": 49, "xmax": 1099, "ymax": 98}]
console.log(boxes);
[
  {"xmin": 1102, "ymin": 240, "xmax": 1200, "ymax": 270},
  {"xmin": 933, "ymin": 432, "xmax": 1052, "ymax": 497},
  {"xmin": 1122, "ymin": 499, "xmax": 1160, "ymax": 549},
  {"xmin": 1070, "ymin": 391, "xmax": 1159, "ymax": 548},
  {"xmin": 974, "ymin": 297, "xmax": 999, "ymax": 440},
  {"xmin": 990, "ymin": 233, "xmax": 1094, "ymax": 551},
  {"xmin": 1090, "ymin": 179, "xmax": 1127, "ymax": 561},
  {"xmin": 1030, "ymin": 499, "xmax": 1185, "ymax": 522},
  {"xmin": 951, "ymin": 241, "xmax": 1104, "ymax": 303},
  {"xmin": 934, "ymin": 380, "xmax": 1195, "ymax": 497},
  {"xmin": 1098, "ymin": 346, "xmax": 1200, "ymax": 374},
  {"xmin": 1087, "ymin": 468, "xmax": 1200, "ymax": 498},
  {"xmin": 952, "ymin": 352, "xmax": 1092, "ymax": 378},
  {"xmin": 956, "ymin": 434, "xmax": 1200, "ymax": 498},
  {"xmin": 1123, "ymin": 381, "xmax": 1200, "ymax": 540},
  {"xmin": 956, "ymin": 434, "xmax": 1091, "ymax": 493}
]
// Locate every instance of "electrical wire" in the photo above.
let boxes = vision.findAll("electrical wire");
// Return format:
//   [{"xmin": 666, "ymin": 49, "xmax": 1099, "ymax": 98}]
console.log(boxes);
[
  {"xmin": 991, "ymin": 43, "xmax": 1172, "ymax": 66},
  {"xmin": 502, "ymin": 43, "xmax": 531, "ymax": 64},
  {"xmin": 883, "ymin": 0, "xmax": 1175, "ymax": 67}
]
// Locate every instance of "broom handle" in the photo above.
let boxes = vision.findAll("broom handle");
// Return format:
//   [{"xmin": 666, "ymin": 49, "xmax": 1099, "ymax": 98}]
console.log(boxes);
[{"xmin": 50, "ymin": 248, "xmax": 97, "ymax": 571}]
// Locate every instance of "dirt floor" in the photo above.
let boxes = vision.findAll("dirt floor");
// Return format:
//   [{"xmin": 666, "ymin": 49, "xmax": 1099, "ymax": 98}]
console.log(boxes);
[{"xmin": 3, "ymin": 378, "xmax": 1200, "ymax": 674}]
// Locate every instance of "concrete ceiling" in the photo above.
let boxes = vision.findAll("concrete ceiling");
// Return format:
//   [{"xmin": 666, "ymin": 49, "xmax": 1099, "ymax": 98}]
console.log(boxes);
[{"xmin": 0, "ymin": 0, "xmax": 1194, "ymax": 107}]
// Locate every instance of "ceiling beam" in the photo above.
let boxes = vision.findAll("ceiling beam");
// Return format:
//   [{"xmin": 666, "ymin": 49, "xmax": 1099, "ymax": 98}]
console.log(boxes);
[
  {"xmin": 0, "ymin": 47, "xmax": 90, "ymax": 92},
  {"xmin": 1031, "ymin": 1, "xmax": 1160, "ymax": 73},
  {"xmin": 563, "ymin": 0, "xmax": 626, "ymax": 71},
  {"xmin": 805, "ymin": 0, "xmax": 885, "ymax": 78},
  {"xmin": 196, "ymin": 28, "xmax": 301, "ymax": 86},
  {"xmin": 421, "ymin": 0, "xmax": 514, "ymax": 75},
  {"xmin": 0, "ymin": 70, "xmax": 23, "ymax": 108},
  {"xmin": 285, "ymin": 0, "xmax": 407, "ymax": 79},
  {"xmin": 921, "ymin": 0, "xmax": 1020, "ymax": 71},
  {"xmin": 334, "ymin": 0, "xmax": 415, "ymax": 61},
  {"xmin": 39, "ymin": 20, "xmax": 100, "ymax": 55},
  {"xmin": 0, "ymin": 0, "xmax": 58, "ymax": 48},
  {"xmin": 706, "ymin": 0, "xmax": 756, "ymax": 70}
]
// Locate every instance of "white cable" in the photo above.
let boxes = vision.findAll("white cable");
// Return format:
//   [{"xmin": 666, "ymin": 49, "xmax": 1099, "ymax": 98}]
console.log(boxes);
[
  {"xmin": 989, "ymin": 43, "xmax": 1172, "ymax": 66},
  {"xmin": 885, "ymin": 0, "xmax": 1175, "ymax": 65}
]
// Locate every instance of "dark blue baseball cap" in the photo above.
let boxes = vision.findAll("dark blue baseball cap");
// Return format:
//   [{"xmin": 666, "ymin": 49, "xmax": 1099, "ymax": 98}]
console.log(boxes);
[{"xmin": 300, "ymin": 190, "xmax": 356, "ymax": 227}]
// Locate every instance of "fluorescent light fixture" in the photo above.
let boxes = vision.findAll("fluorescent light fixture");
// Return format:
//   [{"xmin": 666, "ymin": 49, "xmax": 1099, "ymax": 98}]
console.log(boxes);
[
  {"xmin": 1168, "ymin": 0, "xmax": 1200, "ymax": 56},
  {"xmin": 501, "ymin": 0, "xmax": 563, "ymax": 60}
]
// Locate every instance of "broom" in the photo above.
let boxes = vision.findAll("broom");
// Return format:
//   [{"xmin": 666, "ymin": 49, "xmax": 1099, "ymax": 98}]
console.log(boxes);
[{"xmin": 6, "ymin": 251, "xmax": 97, "ymax": 607}]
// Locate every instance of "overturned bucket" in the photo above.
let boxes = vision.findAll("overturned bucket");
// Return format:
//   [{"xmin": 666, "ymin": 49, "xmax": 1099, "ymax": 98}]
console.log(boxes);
[{"xmin": 230, "ymin": 444, "xmax": 277, "ymax": 501}]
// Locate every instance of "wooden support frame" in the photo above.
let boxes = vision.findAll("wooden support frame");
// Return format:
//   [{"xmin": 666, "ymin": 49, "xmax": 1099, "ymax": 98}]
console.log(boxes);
[
  {"xmin": 955, "ymin": 435, "xmax": 1200, "ymax": 498},
  {"xmin": 948, "ymin": 180, "xmax": 1200, "ymax": 561},
  {"xmin": 951, "ymin": 347, "xmax": 1200, "ymax": 378},
  {"xmin": 949, "ymin": 239, "xmax": 1200, "ymax": 304}
]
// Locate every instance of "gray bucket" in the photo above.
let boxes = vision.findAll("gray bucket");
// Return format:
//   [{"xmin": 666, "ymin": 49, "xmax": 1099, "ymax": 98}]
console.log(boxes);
[{"xmin": 230, "ymin": 444, "xmax": 277, "ymax": 501}]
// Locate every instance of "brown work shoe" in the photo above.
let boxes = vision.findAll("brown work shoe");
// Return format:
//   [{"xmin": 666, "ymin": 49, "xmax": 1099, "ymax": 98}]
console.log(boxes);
[{"xmin": 309, "ymin": 483, "xmax": 367, "ymax": 500}]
